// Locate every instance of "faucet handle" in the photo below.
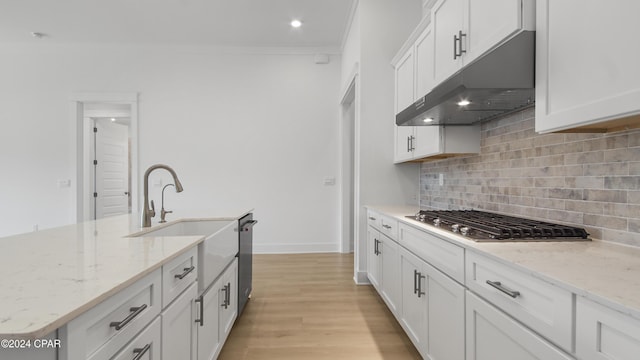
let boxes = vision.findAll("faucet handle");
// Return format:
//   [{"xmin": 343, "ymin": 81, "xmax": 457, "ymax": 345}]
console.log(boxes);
[{"xmin": 150, "ymin": 200, "xmax": 156, "ymax": 217}]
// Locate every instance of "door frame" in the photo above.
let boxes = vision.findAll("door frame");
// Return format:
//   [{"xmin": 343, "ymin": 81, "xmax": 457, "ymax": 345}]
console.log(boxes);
[
  {"xmin": 70, "ymin": 92, "xmax": 139, "ymax": 222},
  {"xmin": 339, "ymin": 63, "xmax": 362, "ymax": 282}
]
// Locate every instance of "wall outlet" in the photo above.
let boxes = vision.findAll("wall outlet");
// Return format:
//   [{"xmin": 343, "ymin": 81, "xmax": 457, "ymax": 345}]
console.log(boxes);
[{"xmin": 57, "ymin": 179, "xmax": 71, "ymax": 188}]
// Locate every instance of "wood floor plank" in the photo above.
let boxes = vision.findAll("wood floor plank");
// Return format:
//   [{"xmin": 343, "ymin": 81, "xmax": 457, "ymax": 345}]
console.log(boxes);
[{"xmin": 218, "ymin": 253, "xmax": 421, "ymax": 359}]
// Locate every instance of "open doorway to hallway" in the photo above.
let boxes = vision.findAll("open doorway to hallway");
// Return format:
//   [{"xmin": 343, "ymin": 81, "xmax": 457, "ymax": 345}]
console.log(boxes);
[
  {"xmin": 85, "ymin": 104, "xmax": 131, "ymax": 220},
  {"xmin": 71, "ymin": 92, "xmax": 139, "ymax": 222}
]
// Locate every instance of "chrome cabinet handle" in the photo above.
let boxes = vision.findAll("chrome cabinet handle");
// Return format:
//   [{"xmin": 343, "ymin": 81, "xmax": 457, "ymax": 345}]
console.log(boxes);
[
  {"xmin": 410, "ymin": 135, "xmax": 415, "ymax": 151},
  {"xmin": 382, "ymin": 224, "xmax": 392, "ymax": 230},
  {"xmin": 486, "ymin": 280, "xmax": 521, "ymax": 298},
  {"xmin": 417, "ymin": 272, "xmax": 426, "ymax": 298},
  {"xmin": 413, "ymin": 269, "xmax": 419, "ymax": 294},
  {"xmin": 407, "ymin": 136, "xmax": 411, "ymax": 152},
  {"xmin": 174, "ymin": 266, "xmax": 195, "ymax": 280},
  {"xmin": 373, "ymin": 239, "xmax": 379, "ymax": 255},
  {"xmin": 110, "ymin": 304, "xmax": 147, "ymax": 331},
  {"xmin": 221, "ymin": 284, "xmax": 229, "ymax": 309},
  {"xmin": 132, "ymin": 344, "xmax": 151, "ymax": 360},
  {"xmin": 454, "ymin": 30, "xmax": 467, "ymax": 59},
  {"xmin": 195, "ymin": 295, "xmax": 204, "ymax": 326},
  {"xmin": 368, "ymin": 216, "xmax": 377, "ymax": 221},
  {"xmin": 226, "ymin": 282, "xmax": 231, "ymax": 308}
]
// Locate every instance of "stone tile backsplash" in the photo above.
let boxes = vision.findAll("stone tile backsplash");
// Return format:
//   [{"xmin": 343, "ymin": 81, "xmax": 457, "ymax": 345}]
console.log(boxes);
[{"xmin": 420, "ymin": 108, "xmax": 640, "ymax": 247}]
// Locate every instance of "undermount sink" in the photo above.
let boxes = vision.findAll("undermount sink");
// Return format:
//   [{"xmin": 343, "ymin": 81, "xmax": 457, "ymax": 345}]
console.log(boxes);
[
  {"xmin": 130, "ymin": 219, "xmax": 239, "ymax": 292},
  {"xmin": 132, "ymin": 220, "xmax": 233, "ymax": 238}
]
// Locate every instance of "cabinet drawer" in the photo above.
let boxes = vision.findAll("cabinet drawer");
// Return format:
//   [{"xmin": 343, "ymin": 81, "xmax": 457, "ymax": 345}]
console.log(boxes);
[
  {"xmin": 367, "ymin": 210, "xmax": 381, "ymax": 229},
  {"xmin": 466, "ymin": 251, "xmax": 573, "ymax": 351},
  {"xmin": 112, "ymin": 317, "xmax": 161, "ymax": 360},
  {"xmin": 398, "ymin": 223, "xmax": 464, "ymax": 283},
  {"xmin": 60, "ymin": 269, "xmax": 162, "ymax": 360},
  {"xmin": 163, "ymin": 247, "xmax": 197, "ymax": 308},
  {"xmin": 379, "ymin": 214, "xmax": 398, "ymax": 240},
  {"xmin": 576, "ymin": 297, "xmax": 640, "ymax": 360}
]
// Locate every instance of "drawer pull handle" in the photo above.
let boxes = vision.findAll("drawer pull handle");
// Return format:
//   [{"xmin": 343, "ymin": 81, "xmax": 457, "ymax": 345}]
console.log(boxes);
[
  {"xmin": 174, "ymin": 266, "xmax": 195, "ymax": 280},
  {"xmin": 368, "ymin": 217, "xmax": 377, "ymax": 221},
  {"xmin": 382, "ymin": 224, "xmax": 392, "ymax": 229},
  {"xmin": 110, "ymin": 304, "xmax": 147, "ymax": 331},
  {"xmin": 132, "ymin": 343, "xmax": 151, "ymax": 360},
  {"xmin": 195, "ymin": 295, "xmax": 204, "ymax": 326},
  {"xmin": 413, "ymin": 269, "xmax": 419, "ymax": 294},
  {"xmin": 486, "ymin": 280, "xmax": 521, "ymax": 298}
]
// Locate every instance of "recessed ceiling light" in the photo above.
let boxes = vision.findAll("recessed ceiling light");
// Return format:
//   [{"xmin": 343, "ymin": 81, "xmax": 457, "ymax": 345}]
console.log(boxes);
[
  {"xmin": 457, "ymin": 100, "xmax": 471, "ymax": 106},
  {"xmin": 423, "ymin": 117, "xmax": 434, "ymax": 123},
  {"xmin": 111, "ymin": 118, "xmax": 116, "ymax": 122},
  {"xmin": 290, "ymin": 19, "xmax": 302, "ymax": 28}
]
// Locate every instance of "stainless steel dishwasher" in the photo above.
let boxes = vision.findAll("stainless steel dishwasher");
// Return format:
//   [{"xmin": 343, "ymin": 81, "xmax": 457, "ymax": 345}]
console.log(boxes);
[{"xmin": 237, "ymin": 213, "xmax": 257, "ymax": 317}]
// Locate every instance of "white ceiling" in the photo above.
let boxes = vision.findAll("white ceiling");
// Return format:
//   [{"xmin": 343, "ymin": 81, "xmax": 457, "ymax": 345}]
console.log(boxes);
[{"xmin": 0, "ymin": 0, "xmax": 355, "ymax": 49}]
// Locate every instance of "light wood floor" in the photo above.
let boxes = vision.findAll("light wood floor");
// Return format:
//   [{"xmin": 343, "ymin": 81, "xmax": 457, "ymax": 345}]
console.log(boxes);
[{"xmin": 218, "ymin": 253, "xmax": 421, "ymax": 360}]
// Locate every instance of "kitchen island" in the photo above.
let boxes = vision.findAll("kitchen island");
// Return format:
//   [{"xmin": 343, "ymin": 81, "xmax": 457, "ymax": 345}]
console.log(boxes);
[{"xmin": 0, "ymin": 209, "xmax": 251, "ymax": 359}]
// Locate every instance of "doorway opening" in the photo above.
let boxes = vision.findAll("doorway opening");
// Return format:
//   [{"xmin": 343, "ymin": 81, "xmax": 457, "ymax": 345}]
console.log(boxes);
[
  {"xmin": 72, "ymin": 93, "xmax": 139, "ymax": 222},
  {"xmin": 340, "ymin": 83, "xmax": 356, "ymax": 254}
]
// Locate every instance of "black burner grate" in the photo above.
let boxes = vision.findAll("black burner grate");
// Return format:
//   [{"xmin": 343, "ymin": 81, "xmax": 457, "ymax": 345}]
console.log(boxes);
[{"xmin": 410, "ymin": 210, "xmax": 589, "ymax": 241}]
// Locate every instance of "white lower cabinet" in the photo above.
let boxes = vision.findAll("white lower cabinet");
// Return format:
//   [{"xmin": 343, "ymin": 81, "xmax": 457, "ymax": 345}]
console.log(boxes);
[
  {"xmin": 162, "ymin": 281, "xmax": 198, "ymax": 360},
  {"xmin": 399, "ymin": 247, "xmax": 465, "ymax": 360},
  {"xmin": 112, "ymin": 317, "xmax": 161, "ymax": 360},
  {"xmin": 367, "ymin": 225, "xmax": 381, "ymax": 290},
  {"xmin": 367, "ymin": 223, "xmax": 401, "ymax": 316},
  {"xmin": 197, "ymin": 258, "xmax": 238, "ymax": 360},
  {"xmin": 576, "ymin": 297, "xmax": 640, "ymax": 360},
  {"xmin": 466, "ymin": 291, "xmax": 573, "ymax": 360}
]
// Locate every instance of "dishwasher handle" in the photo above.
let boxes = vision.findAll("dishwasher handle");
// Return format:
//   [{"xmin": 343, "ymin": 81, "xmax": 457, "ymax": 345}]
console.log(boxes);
[{"xmin": 240, "ymin": 219, "xmax": 258, "ymax": 232}]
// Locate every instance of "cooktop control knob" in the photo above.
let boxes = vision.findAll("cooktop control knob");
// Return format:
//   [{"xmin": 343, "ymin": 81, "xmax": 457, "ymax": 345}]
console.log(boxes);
[
  {"xmin": 451, "ymin": 224, "xmax": 460, "ymax": 233},
  {"xmin": 433, "ymin": 218, "xmax": 441, "ymax": 227},
  {"xmin": 460, "ymin": 226, "xmax": 470, "ymax": 236}
]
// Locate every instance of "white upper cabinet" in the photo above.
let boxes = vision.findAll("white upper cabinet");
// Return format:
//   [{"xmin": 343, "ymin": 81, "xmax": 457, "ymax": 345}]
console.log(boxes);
[
  {"xmin": 535, "ymin": 0, "xmax": 640, "ymax": 133},
  {"xmin": 414, "ymin": 24, "xmax": 436, "ymax": 97},
  {"xmin": 464, "ymin": 0, "xmax": 530, "ymax": 65},
  {"xmin": 395, "ymin": 49, "xmax": 415, "ymax": 114},
  {"xmin": 432, "ymin": 0, "xmax": 464, "ymax": 85},
  {"xmin": 432, "ymin": 0, "xmax": 533, "ymax": 85}
]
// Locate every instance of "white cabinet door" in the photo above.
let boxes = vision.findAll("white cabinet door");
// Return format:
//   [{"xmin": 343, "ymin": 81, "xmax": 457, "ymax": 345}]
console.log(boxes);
[
  {"xmin": 219, "ymin": 259, "xmax": 238, "ymax": 344},
  {"xmin": 399, "ymin": 248, "xmax": 427, "ymax": 353},
  {"xmin": 424, "ymin": 261, "xmax": 464, "ymax": 360},
  {"xmin": 367, "ymin": 226, "xmax": 381, "ymax": 289},
  {"xmin": 432, "ymin": 0, "xmax": 464, "ymax": 84},
  {"xmin": 196, "ymin": 280, "xmax": 221, "ymax": 360},
  {"xmin": 414, "ymin": 24, "xmax": 435, "ymax": 97},
  {"xmin": 162, "ymin": 282, "xmax": 197, "ymax": 360},
  {"xmin": 379, "ymin": 235, "xmax": 401, "ymax": 316},
  {"xmin": 536, "ymin": 0, "xmax": 640, "ymax": 132},
  {"xmin": 395, "ymin": 49, "xmax": 415, "ymax": 114},
  {"xmin": 463, "ymin": 0, "xmax": 523, "ymax": 65},
  {"xmin": 395, "ymin": 126, "xmax": 415, "ymax": 162},
  {"xmin": 576, "ymin": 297, "xmax": 640, "ymax": 360},
  {"xmin": 466, "ymin": 291, "xmax": 573, "ymax": 360},
  {"xmin": 413, "ymin": 127, "xmax": 441, "ymax": 158}
]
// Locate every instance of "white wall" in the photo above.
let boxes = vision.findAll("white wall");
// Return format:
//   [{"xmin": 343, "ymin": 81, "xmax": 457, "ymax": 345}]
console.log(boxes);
[
  {"xmin": 340, "ymin": 0, "xmax": 423, "ymax": 282},
  {"xmin": 0, "ymin": 44, "xmax": 341, "ymax": 253}
]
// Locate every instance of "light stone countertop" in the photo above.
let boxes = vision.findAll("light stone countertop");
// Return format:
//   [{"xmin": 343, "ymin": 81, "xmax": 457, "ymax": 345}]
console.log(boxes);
[
  {"xmin": 0, "ymin": 209, "xmax": 252, "ymax": 340},
  {"xmin": 367, "ymin": 205, "xmax": 640, "ymax": 321}
]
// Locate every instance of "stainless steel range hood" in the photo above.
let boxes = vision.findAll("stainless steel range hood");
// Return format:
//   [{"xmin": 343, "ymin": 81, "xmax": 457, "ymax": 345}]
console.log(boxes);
[{"xmin": 396, "ymin": 31, "xmax": 535, "ymax": 126}]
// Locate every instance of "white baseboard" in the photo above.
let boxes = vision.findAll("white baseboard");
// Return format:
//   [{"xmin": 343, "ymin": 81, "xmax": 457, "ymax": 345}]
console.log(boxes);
[
  {"xmin": 253, "ymin": 242, "xmax": 341, "ymax": 254},
  {"xmin": 354, "ymin": 271, "xmax": 370, "ymax": 285}
]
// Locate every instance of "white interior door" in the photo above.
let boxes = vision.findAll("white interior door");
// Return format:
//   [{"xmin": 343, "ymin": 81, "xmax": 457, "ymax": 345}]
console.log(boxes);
[{"xmin": 94, "ymin": 119, "xmax": 129, "ymax": 219}]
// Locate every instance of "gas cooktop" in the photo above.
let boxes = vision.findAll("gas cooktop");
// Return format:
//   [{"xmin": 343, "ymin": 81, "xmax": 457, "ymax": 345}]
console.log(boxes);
[{"xmin": 407, "ymin": 210, "xmax": 590, "ymax": 242}]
